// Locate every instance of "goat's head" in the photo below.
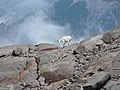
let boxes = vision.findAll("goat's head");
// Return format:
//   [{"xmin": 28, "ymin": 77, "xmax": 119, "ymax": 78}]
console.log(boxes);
[{"xmin": 57, "ymin": 39, "xmax": 61, "ymax": 45}]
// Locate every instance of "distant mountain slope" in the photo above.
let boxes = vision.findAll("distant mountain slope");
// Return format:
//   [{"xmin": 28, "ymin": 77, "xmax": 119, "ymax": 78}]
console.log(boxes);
[
  {"xmin": 0, "ymin": 0, "xmax": 120, "ymax": 46},
  {"xmin": 51, "ymin": 0, "xmax": 120, "ymax": 37}
]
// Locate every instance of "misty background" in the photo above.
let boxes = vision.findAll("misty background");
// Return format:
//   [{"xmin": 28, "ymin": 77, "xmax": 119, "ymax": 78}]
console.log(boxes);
[{"xmin": 0, "ymin": 0, "xmax": 120, "ymax": 46}]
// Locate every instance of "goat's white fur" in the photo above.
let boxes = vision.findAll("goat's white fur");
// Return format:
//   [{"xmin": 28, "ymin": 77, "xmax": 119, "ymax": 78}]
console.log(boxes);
[{"xmin": 58, "ymin": 36, "xmax": 72, "ymax": 48}]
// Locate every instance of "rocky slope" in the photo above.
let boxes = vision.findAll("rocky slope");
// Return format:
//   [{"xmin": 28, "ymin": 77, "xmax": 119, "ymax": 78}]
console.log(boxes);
[{"xmin": 0, "ymin": 26, "xmax": 120, "ymax": 90}]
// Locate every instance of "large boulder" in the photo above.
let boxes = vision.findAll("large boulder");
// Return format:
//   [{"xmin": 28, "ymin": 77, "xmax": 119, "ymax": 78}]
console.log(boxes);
[
  {"xmin": 111, "ymin": 84, "xmax": 120, "ymax": 90},
  {"xmin": 0, "ymin": 55, "xmax": 37, "ymax": 88},
  {"xmin": 79, "ymin": 35, "xmax": 104, "ymax": 51},
  {"xmin": 35, "ymin": 43, "xmax": 60, "ymax": 51},
  {"xmin": 40, "ymin": 71, "xmax": 66, "ymax": 84},
  {"xmin": 73, "ymin": 45, "xmax": 85, "ymax": 55},
  {"xmin": 0, "ymin": 57, "xmax": 26, "ymax": 86},
  {"xmin": 12, "ymin": 48, "xmax": 23, "ymax": 56},
  {"xmin": 83, "ymin": 72, "xmax": 110, "ymax": 90},
  {"xmin": 0, "ymin": 45, "xmax": 40, "ymax": 89},
  {"xmin": 0, "ymin": 45, "xmax": 29, "ymax": 55},
  {"xmin": 35, "ymin": 53, "xmax": 76, "ymax": 79},
  {"xmin": 109, "ymin": 52, "xmax": 120, "ymax": 76},
  {"xmin": 63, "ymin": 83, "xmax": 82, "ymax": 90},
  {"xmin": 102, "ymin": 32, "xmax": 114, "ymax": 44},
  {"xmin": 35, "ymin": 44, "xmax": 78, "ymax": 84}
]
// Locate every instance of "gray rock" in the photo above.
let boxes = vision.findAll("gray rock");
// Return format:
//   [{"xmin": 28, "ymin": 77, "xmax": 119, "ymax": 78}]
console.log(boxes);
[
  {"xmin": 35, "ymin": 43, "xmax": 60, "ymax": 51},
  {"xmin": 12, "ymin": 48, "xmax": 23, "ymax": 56},
  {"xmin": 0, "ymin": 53, "xmax": 6, "ymax": 58},
  {"xmin": 0, "ymin": 45, "xmax": 29, "ymax": 56},
  {"xmin": 73, "ymin": 45, "xmax": 85, "ymax": 55},
  {"xmin": 83, "ymin": 72, "xmax": 110, "ymax": 90},
  {"xmin": 35, "ymin": 44, "xmax": 77, "ymax": 83},
  {"xmin": 102, "ymin": 32, "xmax": 114, "ymax": 44},
  {"xmin": 36, "ymin": 54, "xmax": 76, "ymax": 79},
  {"xmin": 54, "ymin": 62, "xmax": 75, "ymax": 79},
  {"xmin": 103, "ymin": 81, "xmax": 117, "ymax": 90},
  {"xmin": 63, "ymin": 83, "xmax": 82, "ymax": 90},
  {"xmin": 111, "ymin": 84, "xmax": 120, "ymax": 90},
  {"xmin": 112, "ymin": 52, "xmax": 120, "ymax": 68},
  {"xmin": 111, "ymin": 52, "xmax": 120, "ymax": 76},
  {"xmin": 0, "ymin": 87, "xmax": 9, "ymax": 90},
  {"xmin": 0, "ymin": 57, "xmax": 26, "ymax": 85},
  {"xmin": 96, "ymin": 44, "xmax": 104, "ymax": 51},
  {"xmin": 35, "ymin": 53, "xmax": 58, "ymax": 65},
  {"xmin": 38, "ymin": 76, "xmax": 45, "ymax": 86},
  {"xmin": 85, "ymin": 56, "xmax": 92, "ymax": 62},
  {"xmin": 40, "ymin": 71, "xmax": 66, "ymax": 84}
]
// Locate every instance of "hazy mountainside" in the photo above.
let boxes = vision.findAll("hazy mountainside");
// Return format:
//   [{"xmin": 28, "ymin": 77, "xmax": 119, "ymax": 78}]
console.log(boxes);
[
  {"xmin": 0, "ymin": 0, "xmax": 120, "ymax": 46},
  {"xmin": 51, "ymin": 0, "xmax": 120, "ymax": 37},
  {"xmin": 0, "ymin": 0, "xmax": 65, "ymax": 46}
]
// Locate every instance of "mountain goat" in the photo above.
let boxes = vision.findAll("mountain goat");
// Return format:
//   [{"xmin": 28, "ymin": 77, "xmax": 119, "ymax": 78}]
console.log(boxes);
[{"xmin": 58, "ymin": 36, "xmax": 72, "ymax": 48}]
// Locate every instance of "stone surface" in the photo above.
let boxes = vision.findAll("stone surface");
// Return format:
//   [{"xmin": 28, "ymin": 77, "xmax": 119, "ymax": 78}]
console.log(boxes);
[
  {"xmin": 35, "ymin": 45, "xmax": 77, "ymax": 82},
  {"xmin": 12, "ymin": 48, "xmax": 23, "ymax": 56},
  {"xmin": 45, "ymin": 79, "xmax": 70, "ymax": 90},
  {"xmin": 40, "ymin": 71, "xmax": 66, "ymax": 84},
  {"xmin": 102, "ymin": 32, "xmax": 114, "ymax": 44},
  {"xmin": 83, "ymin": 72, "xmax": 110, "ymax": 90},
  {"xmin": 73, "ymin": 45, "xmax": 85, "ymax": 55},
  {"xmin": 111, "ymin": 84, "xmax": 120, "ymax": 90},
  {"xmin": 0, "ymin": 57, "xmax": 26, "ymax": 85},
  {"xmin": 35, "ymin": 43, "xmax": 60, "ymax": 51},
  {"xmin": 0, "ymin": 45, "xmax": 29, "ymax": 55},
  {"xmin": 63, "ymin": 83, "xmax": 82, "ymax": 90}
]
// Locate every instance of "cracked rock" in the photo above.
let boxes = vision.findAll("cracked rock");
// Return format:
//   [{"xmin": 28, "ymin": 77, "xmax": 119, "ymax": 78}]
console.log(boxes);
[
  {"xmin": 83, "ymin": 72, "xmax": 111, "ymax": 90},
  {"xmin": 12, "ymin": 48, "xmax": 23, "ymax": 56}
]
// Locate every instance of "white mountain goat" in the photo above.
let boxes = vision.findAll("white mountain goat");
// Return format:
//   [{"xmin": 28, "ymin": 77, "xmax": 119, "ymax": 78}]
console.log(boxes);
[{"xmin": 58, "ymin": 36, "xmax": 72, "ymax": 48}]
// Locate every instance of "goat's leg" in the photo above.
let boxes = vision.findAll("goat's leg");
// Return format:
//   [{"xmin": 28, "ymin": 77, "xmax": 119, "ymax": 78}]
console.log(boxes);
[
  {"xmin": 69, "ymin": 39, "xmax": 72, "ymax": 45},
  {"xmin": 67, "ymin": 41, "xmax": 69, "ymax": 46},
  {"xmin": 62, "ymin": 40, "xmax": 64, "ymax": 48},
  {"xmin": 63, "ymin": 42, "xmax": 67, "ymax": 48}
]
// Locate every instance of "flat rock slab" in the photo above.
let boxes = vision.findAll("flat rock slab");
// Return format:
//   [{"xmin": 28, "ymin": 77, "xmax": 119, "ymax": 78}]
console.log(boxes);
[
  {"xmin": 35, "ymin": 44, "xmax": 78, "ymax": 84},
  {"xmin": 73, "ymin": 45, "xmax": 85, "ymax": 54},
  {"xmin": 0, "ymin": 45, "xmax": 29, "ymax": 55},
  {"xmin": 0, "ymin": 57, "xmax": 26, "ymax": 85},
  {"xmin": 113, "ymin": 51, "xmax": 120, "ymax": 65},
  {"xmin": 35, "ymin": 43, "xmax": 60, "ymax": 51},
  {"xmin": 111, "ymin": 84, "xmax": 120, "ymax": 90},
  {"xmin": 83, "ymin": 72, "xmax": 110, "ymax": 90}
]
